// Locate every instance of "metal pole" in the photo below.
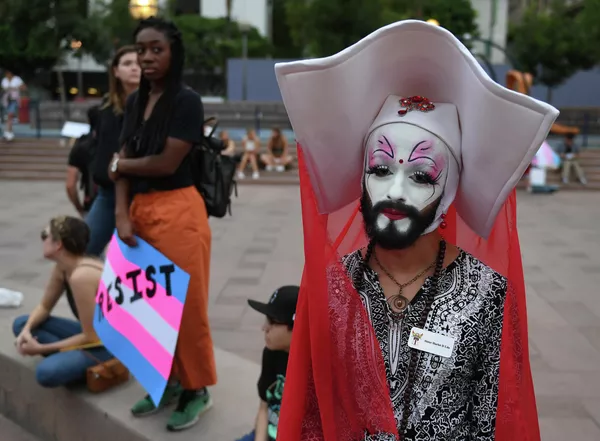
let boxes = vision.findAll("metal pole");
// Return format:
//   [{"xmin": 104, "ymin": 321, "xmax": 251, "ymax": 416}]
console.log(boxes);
[
  {"xmin": 35, "ymin": 100, "xmax": 41, "ymax": 139},
  {"xmin": 241, "ymin": 32, "xmax": 248, "ymax": 101},
  {"xmin": 582, "ymin": 113, "xmax": 589, "ymax": 147},
  {"xmin": 486, "ymin": 0, "xmax": 497, "ymax": 60}
]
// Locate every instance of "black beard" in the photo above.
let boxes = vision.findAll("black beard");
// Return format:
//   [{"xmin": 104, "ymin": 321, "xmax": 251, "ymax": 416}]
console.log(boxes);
[{"xmin": 360, "ymin": 192, "xmax": 441, "ymax": 250}]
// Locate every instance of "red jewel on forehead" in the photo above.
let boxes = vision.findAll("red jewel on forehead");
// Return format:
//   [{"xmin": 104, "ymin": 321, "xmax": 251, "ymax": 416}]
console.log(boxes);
[
  {"xmin": 397, "ymin": 96, "xmax": 436, "ymax": 117},
  {"xmin": 399, "ymin": 159, "xmax": 404, "ymax": 164}
]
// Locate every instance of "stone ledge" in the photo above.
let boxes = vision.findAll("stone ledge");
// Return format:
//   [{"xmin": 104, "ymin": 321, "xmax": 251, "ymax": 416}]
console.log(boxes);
[{"xmin": 0, "ymin": 284, "xmax": 260, "ymax": 441}]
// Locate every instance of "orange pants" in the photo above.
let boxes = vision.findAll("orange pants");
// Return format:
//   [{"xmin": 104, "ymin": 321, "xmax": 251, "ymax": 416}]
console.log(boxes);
[{"xmin": 130, "ymin": 186, "xmax": 217, "ymax": 389}]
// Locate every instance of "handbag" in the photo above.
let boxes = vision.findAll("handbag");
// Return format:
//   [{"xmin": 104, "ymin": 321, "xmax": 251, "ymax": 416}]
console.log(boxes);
[
  {"xmin": 84, "ymin": 354, "xmax": 130, "ymax": 393},
  {"xmin": 63, "ymin": 343, "xmax": 130, "ymax": 393}
]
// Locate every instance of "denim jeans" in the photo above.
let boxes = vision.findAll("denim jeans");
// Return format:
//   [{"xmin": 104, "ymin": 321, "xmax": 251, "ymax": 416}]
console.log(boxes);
[
  {"xmin": 236, "ymin": 430, "xmax": 255, "ymax": 441},
  {"xmin": 85, "ymin": 187, "xmax": 116, "ymax": 257},
  {"xmin": 12, "ymin": 315, "xmax": 113, "ymax": 388}
]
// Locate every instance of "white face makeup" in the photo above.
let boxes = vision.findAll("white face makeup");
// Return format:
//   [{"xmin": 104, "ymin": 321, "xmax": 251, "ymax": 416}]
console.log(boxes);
[{"xmin": 364, "ymin": 123, "xmax": 450, "ymax": 234}]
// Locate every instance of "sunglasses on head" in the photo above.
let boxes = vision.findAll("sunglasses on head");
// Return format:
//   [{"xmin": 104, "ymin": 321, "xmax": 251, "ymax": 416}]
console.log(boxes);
[{"xmin": 40, "ymin": 230, "xmax": 49, "ymax": 241}]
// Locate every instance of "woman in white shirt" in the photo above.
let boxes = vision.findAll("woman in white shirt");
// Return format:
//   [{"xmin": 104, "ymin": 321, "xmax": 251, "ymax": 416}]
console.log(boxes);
[
  {"xmin": 237, "ymin": 128, "xmax": 261, "ymax": 179},
  {"xmin": 1, "ymin": 70, "xmax": 26, "ymax": 141}
]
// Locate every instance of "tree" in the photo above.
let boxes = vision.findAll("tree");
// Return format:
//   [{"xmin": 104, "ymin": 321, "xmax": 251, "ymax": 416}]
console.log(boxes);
[
  {"xmin": 284, "ymin": 0, "xmax": 478, "ymax": 58},
  {"xmin": 172, "ymin": 15, "xmax": 272, "ymax": 73},
  {"xmin": 578, "ymin": 0, "xmax": 600, "ymax": 63},
  {"xmin": 0, "ymin": 0, "xmax": 86, "ymax": 80},
  {"xmin": 75, "ymin": 0, "xmax": 138, "ymax": 65},
  {"xmin": 285, "ymin": 0, "xmax": 389, "ymax": 57},
  {"xmin": 272, "ymin": 0, "xmax": 303, "ymax": 58},
  {"xmin": 508, "ymin": 2, "xmax": 599, "ymax": 102},
  {"xmin": 387, "ymin": 0, "xmax": 479, "ymax": 45}
]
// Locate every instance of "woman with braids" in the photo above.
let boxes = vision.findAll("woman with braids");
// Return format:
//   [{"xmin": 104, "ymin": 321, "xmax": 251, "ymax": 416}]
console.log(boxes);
[
  {"xmin": 86, "ymin": 45, "xmax": 140, "ymax": 256},
  {"xmin": 273, "ymin": 21, "xmax": 558, "ymax": 441},
  {"xmin": 107, "ymin": 17, "xmax": 216, "ymax": 432},
  {"xmin": 12, "ymin": 216, "xmax": 112, "ymax": 387}
]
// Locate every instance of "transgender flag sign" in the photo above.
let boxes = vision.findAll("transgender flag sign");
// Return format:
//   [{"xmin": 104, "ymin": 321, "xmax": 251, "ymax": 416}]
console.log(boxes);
[{"xmin": 93, "ymin": 232, "xmax": 190, "ymax": 406}]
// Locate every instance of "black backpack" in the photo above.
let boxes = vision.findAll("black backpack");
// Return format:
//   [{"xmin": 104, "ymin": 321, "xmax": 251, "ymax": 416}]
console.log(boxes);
[
  {"xmin": 71, "ymin": 133, "xmax": 98, "ymax": 211},
  {"xmin": 192, "ymin": 117, "xmax": 238, "ymax": 218}
]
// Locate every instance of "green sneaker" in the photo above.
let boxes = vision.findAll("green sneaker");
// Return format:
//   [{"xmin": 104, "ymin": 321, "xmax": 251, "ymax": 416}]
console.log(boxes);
[
  {"xmin": 166, "ymin": 389, "xmax": 213, "ymax": 431},
  {"xmin": 131, "ymin": 383, "xmax": 183, "ymax": 417}
]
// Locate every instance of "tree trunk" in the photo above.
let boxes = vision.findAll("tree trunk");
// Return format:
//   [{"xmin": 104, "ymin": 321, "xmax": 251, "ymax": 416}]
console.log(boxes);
[
  {"xmin": 546, "ymin": 86, "xmax": 553, "ymax": 104},
  {"xmin": 226, "ymin": 0, "xmax": 232, "ymax": 21}
]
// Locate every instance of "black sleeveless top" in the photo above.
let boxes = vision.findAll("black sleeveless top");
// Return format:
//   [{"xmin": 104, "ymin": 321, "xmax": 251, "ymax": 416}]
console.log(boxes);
[{"xmin": 64, "ymin": 282, "xmax": 80, "ymax": 319}]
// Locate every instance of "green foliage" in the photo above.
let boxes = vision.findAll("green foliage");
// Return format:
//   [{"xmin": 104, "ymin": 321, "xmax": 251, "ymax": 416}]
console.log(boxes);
[
  {"xmin": 77, "ymin": 1, "xmax": 271, "ymax": 72},
  {"xmin": 284, "ymin": 0, "xmax": 478, "ymax": 57},
  {"xmin": 387, "ymin": 0, "xmax": 479, "ymax": 43},
  {"xmin": 0, "ymin": 0, "xmax": 86, "ymax": 79},
  {"xmin": 272, "ymin": 0, "xmax": 303, "ymax": 58},
  {"xmin": 578, "ymin": 0, "xmax": 600, "ymax": 62},
  {"xmin": 285, "ymin": 0, "xmax": 388, "ymax": 57},
  {"xmin": 172, "ymin": 15, "xmax": 272, "ymax": 73},
  {"xmin": 509, "ymin": 1, "xmax": 599, "ymax": 92},
  {"xmin": 74, "ymin": 0, "xmax": 138, "ymax": 64}
]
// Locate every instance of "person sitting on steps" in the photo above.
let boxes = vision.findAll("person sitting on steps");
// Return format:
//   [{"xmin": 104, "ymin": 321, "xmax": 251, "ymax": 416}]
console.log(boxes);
[
  {"xmin": 558, "ymin": 133, "xmax": 587, "ymax": 185},
  {"xmin": 237, "ymin": 128, "xmax": 261, "ymax": 180},
  {"xmin": 220, "ymin": 129, "xmax": 237, "ymax": 158},
  {"xmin": 260, "ymin": 128, "xmax": 293, "ymax": 172},
  {"xmin": 12, "ymin": 216, "xmax": 112, "ymax": 388}
]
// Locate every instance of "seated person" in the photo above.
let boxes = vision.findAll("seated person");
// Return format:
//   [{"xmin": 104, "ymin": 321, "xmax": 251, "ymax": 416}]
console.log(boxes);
[
  {"xmin": 220, "ymin": 130, "xmax": 237, "ymax": 157},
  {"xmin": 236, "ymin": 285, "xmax": 299, "ymax": 441},
  {"xmin": 260, "ymin": 128, "xmax": 293, "ymax": 172},
  {"xmin": 66, "ymin": 106, "xmax": 100, "ymax": 217},
  {"xmin": 12, "ymin": 216, "xmax": 112, "ymax": 388},
  {"xmin": 237, "ymin": 128, "xmax": 261, "ymax": 179}
]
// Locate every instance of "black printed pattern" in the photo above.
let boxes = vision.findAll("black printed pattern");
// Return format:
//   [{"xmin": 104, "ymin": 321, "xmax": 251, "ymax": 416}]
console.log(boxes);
[{"xmin": 343, "ymin": 250, "xmax": 507, "ymax": 441}]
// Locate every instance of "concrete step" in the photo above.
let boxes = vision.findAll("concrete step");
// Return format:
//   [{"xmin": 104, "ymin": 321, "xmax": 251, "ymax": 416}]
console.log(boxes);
[
  {"xmin": 0, "ymin": 170, "xmax": 66, "ymax": 180},
  {"xmin": 0, "ymin": 163, "xmax": 68, "ymax": 172},
  {"xmin": 0, "ymin": 155, "xmax": 68, "ymax": 164},
  {"xmin": 0, "ymin": 169, "xmax": 301, "ymax": 185},
  {"xmin": 1, "ymin": 139, "xmax": 60, "ymax": 147},
  {"xmin": 0, "ymin": 149, "xmax": 69, "ymax": 157},
  {"xmin": 516, "ymin": 180, "xmax": 600, "ymax": 191},
  {"xmin": 0, "ymin": 282, "xmax": 261, "ymax": 441},
  {"xmin": 0, "ymin": 415, "xmax": 42, "ymax": 441}
]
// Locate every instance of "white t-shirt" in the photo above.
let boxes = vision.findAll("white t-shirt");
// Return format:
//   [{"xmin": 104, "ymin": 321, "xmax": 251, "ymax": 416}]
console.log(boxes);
[
  {"xmin": 245, "ymin": 138, "xmax": 256, "ymax": 152},
  {"xmin": 1, "ymin": 76, "xmax": 23, "ymax": 104}
]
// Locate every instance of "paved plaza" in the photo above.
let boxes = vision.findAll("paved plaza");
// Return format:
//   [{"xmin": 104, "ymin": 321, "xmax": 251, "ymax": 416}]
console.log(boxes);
[{"xmin": 0, "ymin": 181, "xmax": 599, "ymax": 441}]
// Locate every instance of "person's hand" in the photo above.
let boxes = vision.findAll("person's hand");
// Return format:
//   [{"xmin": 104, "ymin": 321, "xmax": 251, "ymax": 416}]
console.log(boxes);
[
  {"xmin": 18, "ymin": 336, "xmax": 44, "ymax": 356},
  {"xmin": 108, "ymin": 153, "xmax": 121, "ymax": 182},
  {"xmin": 15, "ymin": 328, "xmax": 33, "ymax": 355},
  {"xmin": 116, "ymin": 214, "xmax": 137, "ymax": 247}
]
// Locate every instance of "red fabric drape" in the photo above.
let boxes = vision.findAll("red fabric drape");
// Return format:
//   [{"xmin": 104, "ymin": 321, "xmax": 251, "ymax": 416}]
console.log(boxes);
[{"xmin": 278, "ymin": 146, "xmax": 540, "ymax": 441}]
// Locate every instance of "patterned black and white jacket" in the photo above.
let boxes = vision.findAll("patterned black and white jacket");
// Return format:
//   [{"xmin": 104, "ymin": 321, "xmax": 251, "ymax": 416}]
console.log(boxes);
[{"xmin": 342, "ymin": 250, "xmax": 507, "ymax": 441}]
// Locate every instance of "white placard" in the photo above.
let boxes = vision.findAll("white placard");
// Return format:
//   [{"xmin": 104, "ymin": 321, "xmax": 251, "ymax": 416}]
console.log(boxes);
[
  {"xmin": 529, "ymin": 168, "xmax": 546, "ymax": 186},
  {"xmin": 61, "ymin": 121, "xmax": 91, "ymax": 139}
]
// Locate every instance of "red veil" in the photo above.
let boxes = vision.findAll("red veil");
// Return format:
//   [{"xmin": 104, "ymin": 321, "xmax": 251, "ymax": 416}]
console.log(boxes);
[{"xmin": 277, "ymin": 147, "xmax": 540, "ymax": 441}]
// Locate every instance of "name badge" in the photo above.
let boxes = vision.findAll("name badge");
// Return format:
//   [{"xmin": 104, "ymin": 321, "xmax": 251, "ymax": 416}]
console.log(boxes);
[{"xmin": 408, "ymin": 327, "xmax": 455, "ymax": 358}]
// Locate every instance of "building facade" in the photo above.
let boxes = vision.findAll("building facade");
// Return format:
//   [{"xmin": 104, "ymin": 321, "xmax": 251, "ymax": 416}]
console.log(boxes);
[
  {"xmin": 470, "ymin": 0, "xmax": 510, "ymax": 64},
  {"xmin": 201, "ymin": 0, "xmax": 270, "ymax": 38}
]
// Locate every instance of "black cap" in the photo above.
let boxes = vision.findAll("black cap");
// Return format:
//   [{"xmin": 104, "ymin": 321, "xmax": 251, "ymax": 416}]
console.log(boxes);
[{"xmin": 247, "ymin": 285, "xmax": 299, "ymax": 325}]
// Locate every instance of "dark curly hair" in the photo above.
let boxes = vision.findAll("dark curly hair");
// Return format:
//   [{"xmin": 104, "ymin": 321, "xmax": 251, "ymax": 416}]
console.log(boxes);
[
  {"xmin": 48, "ymin": 216, "xmax": 90, "ymax": 256},
  {"xmin": 121, "ymin": 16, "xmax": 185, "ymax": 157}
]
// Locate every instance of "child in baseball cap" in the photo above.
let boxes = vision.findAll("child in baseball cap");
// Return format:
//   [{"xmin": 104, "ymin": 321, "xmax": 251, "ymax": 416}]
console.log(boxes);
[{"xmin": 236, "ymin": 285, "xmax": 299, "ymax": 441}]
